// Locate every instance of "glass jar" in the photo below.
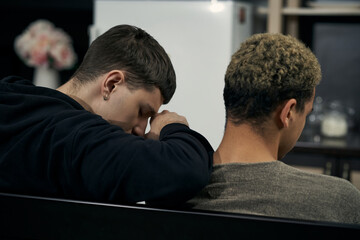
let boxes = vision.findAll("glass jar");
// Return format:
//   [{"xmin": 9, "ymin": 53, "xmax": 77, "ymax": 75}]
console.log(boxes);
[{"xmin": 321, "ymin": 100, "xmax": 348, "ymax": 138}]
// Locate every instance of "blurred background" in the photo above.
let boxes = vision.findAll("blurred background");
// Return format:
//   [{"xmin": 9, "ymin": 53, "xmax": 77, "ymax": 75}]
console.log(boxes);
[
  {"xmin": 1, "ymin": 0, "xmax": 359, "ymax": 189},
  {"xmin": 0, "ymin": 0, "xmax": 92, "ymax": 83}
]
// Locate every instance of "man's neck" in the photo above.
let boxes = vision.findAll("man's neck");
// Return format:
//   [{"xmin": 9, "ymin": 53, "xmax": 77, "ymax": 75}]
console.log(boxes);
[
  {"xmin": 57, "ymin": 79, "xmax": 95, "ymax": 113},
  {"xmin": 213, "ymin": 122, "xmax": 280, "ymax": 165}
]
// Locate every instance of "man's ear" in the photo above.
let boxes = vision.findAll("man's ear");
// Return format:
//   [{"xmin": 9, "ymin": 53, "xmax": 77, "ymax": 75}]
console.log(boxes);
[
  {"xmin": 102, "ymin": 70, "xmax": 126, "ymax": 100},
  {"xmin": 279, "ymin": 99, "xmax": 297, "ymax": 128}
]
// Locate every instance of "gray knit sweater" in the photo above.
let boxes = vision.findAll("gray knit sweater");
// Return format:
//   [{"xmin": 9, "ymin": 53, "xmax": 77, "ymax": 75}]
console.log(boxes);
[{"xmin": 187, "ymin": 161, "xmax": 360, "ymax": 225}]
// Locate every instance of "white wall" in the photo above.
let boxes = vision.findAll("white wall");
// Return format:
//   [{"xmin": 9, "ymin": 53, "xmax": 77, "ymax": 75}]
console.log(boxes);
[{"xmin": 93, "ymin": 0, "xmax": 252, "ymax": 149}]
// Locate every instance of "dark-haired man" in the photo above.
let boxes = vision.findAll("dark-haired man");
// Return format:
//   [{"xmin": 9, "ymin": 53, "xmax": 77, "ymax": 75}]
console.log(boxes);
[
  {"xmin": 0, "ymin": 25, "xmax": 212, "ymax": 206},
  {"xmin": 188, "ymin": 33, "xmax": 360, "ymax": 224}
]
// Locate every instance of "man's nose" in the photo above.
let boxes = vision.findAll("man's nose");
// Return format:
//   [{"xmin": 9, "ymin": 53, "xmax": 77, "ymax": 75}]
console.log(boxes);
[{"xmin": 132, "ymin": 119, "xmax": 148, "ymax": 137}]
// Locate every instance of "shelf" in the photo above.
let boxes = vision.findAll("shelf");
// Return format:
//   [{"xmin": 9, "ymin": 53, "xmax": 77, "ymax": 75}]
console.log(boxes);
[
  {"xmin": 261, "ymin": 0, "xmax": 360, "ymax": 36},
  {"xmin": 293, "ymin": 132, "xmax": 360, "ymax": 158},
  {"xmin": 258, "ymin": 6, "xmax": 360, "ymax": 16}
]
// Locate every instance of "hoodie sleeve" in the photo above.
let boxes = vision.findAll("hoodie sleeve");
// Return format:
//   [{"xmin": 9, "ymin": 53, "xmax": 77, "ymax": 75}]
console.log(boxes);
[{"xmin": 67, "ymin": 120, "xmax": 213, "ymax": 206}]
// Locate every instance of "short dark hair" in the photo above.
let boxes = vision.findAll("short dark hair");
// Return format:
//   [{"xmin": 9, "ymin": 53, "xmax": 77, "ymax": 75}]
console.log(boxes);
[
  {"xmin": 72, "ymin": 25, "xmax": 176, "ymax": 104},
  {"xmin": 224, "ymin": 33, "xmax": 321, "ymax": 128}
]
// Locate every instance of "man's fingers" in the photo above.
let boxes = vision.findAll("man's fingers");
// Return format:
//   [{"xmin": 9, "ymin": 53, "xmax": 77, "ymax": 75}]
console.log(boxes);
[{"xmin": 146, "ymin": 110, "xmax": 189, "ymax": 140}]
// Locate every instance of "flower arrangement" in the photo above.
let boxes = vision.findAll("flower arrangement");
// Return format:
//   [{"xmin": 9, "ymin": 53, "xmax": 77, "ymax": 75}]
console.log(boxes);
[{"xmin": 14, "ymin": 19, "xmax": 77, "ymax": 70}]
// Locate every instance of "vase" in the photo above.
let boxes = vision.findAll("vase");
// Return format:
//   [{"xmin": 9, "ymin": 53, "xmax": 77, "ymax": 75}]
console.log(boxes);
[{"xmin": 33, "ymin": 66, "xmax": 60, "ymax": 89}]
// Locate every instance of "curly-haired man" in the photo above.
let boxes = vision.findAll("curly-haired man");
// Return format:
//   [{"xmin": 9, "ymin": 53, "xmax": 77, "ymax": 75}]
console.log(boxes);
[{"xmin": 188, "ymin": 33, "xmax": 360, "ymax": 224}]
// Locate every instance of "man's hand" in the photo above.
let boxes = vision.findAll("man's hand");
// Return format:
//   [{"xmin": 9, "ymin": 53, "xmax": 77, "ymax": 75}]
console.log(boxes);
[{"xmin": 145, "ymin": 110, "xmax": 189, "ymax": 140}]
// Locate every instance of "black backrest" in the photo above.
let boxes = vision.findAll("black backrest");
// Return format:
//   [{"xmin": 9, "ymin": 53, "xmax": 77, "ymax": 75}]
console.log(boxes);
[{"xmin": 0, "ymin": 192, "xmax": 359, "ymax": 239}]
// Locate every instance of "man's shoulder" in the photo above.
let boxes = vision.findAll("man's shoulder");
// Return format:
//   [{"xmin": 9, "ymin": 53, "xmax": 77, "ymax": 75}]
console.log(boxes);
[
  {"xmin": 278, "ymin": 161, "xmax": 360, "ymax": 196},
  {"xmin": 0, "ymin": 75, "xmax": 32, "ymax": 84}
]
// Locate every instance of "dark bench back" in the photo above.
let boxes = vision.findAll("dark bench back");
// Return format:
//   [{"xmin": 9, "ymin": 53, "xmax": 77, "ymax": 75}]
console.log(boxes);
[{"xmin": 0, "ymin": 192, "xmax": 359, "ymax": 239}]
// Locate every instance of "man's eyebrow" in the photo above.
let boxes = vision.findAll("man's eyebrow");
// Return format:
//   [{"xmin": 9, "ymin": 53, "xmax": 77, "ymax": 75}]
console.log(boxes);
[{"xmin": 142, "ymin": 104, "xmax": 156, "ymax": 115}]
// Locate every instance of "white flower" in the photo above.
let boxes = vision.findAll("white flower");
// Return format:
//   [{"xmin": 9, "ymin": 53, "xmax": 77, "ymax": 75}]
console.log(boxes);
[
  {"xmin": 14, "ymin": 19, "xmax": 77, "ymax": 70},
  {"xmin": 49, "ymin": 42, "xmax": 77, "ymax": 69}
]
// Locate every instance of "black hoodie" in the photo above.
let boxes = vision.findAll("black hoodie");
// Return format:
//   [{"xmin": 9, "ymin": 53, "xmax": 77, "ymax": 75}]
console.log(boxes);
[{"xmin": 0, "ymin": 76, "xmax": 213, "ymax": 206}]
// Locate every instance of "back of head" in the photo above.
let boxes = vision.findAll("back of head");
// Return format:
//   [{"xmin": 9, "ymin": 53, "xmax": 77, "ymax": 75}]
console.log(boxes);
[
  {"xmin": 72, "ymin": 24, "xmax": 176, "ymax": 104},
  {"xmin": 224, "ymin": 33, "xmax": 321, "ymax": 129}
]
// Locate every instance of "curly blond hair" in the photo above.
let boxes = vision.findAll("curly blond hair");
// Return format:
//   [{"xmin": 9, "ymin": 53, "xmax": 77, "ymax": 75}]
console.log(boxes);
[{"xmin": 224, "ymin": 33, "xmax": 321, "ymax": 126}]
